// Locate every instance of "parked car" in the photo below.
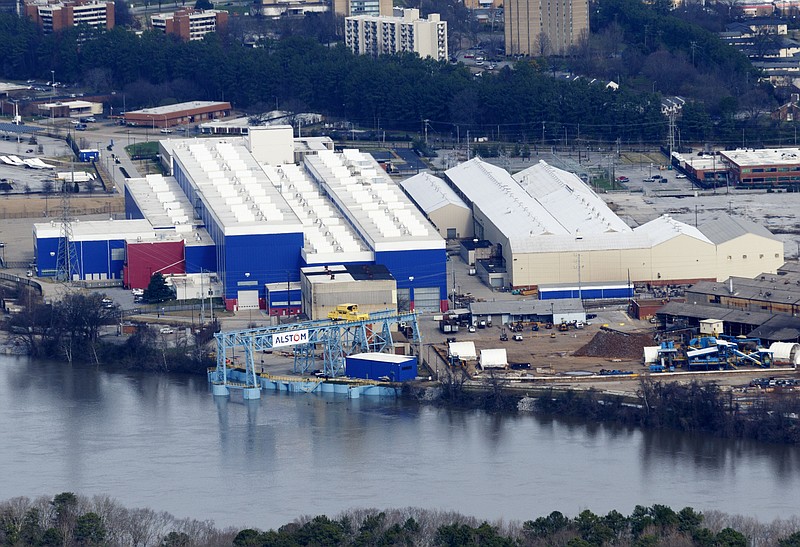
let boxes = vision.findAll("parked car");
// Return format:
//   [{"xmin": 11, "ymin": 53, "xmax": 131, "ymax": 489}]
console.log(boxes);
[
  {"xmin": 159, "ymin": 327, "xmax": 174, "ymax": 334},
  {"xmin": 615, "ymin": 176, "xmax": 629, "ymax": 183},
  {"xmin": 468, "ymin": 325, "xmax": 476, "ymax": 333},
  {"xmin": 643, "ymin": 177, "xmax": 655, "ymax": 183},
  {"xmin": 160, "ymin": 128, "xmax": 173, "ymax": 134},
  {"xmin": 675, "ymin": 174, "xmax": 687, "ymax": 179},
  {"xmin": 513, "ymin": 334, "xmax": 523, "ymax": 341}
]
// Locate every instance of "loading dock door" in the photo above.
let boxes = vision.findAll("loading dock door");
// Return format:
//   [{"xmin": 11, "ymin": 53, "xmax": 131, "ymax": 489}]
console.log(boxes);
[
  {"xmin": 237, "ymin": 290, "xmax": 259, "ymax": 310},
  {"xmin": 414, "ymin": 287, "xmax": 441, "ymax": 312}
]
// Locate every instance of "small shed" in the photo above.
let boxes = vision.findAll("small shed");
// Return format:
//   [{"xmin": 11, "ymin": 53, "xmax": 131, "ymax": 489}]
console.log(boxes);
[
  {"xmin": 448, "ymin": 341, "xmax": 477, "ymax": 361},
  {"xmin": 479, "ymin": 348, "xmax": 507, "ymax": 369},
  {"xmin": 345, "ymin": 352, "xmax": 417, "ymax": 382},
  {"xmin": 700, "ymin": 319, "xmax": 723, "ymax": 336}
]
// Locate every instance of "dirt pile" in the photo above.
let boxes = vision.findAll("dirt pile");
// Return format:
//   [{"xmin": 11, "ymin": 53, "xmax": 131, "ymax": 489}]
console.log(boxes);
[{"xmin": 573, "ymin": 328, "xmax": 655, "ymax": 360}]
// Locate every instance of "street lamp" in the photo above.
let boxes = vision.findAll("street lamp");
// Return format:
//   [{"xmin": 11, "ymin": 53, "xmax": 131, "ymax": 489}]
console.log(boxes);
[{"xmin": 245, "ymin": 272, "xmax": 252, "ymax": 325}]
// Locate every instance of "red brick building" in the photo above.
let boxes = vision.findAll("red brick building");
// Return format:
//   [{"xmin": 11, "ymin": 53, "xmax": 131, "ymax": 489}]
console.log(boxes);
[
  {"xmin": 24, "ymin": 0, "xmax": 114, "ymax": 33},
  {"xmin": 124, "ymin": 101, "xmax": 232, "ymax": 129},
  {"xmin": 151, "ymin": 8, "xmax": 228, "ymax": 41}
]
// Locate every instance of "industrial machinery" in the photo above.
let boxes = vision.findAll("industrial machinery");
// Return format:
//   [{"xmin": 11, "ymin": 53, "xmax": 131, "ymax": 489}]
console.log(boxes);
[
  {"xmin": 328, "ymin": 303, "xmax": 369, "ymax": 322},
  {"xmin": 652, "ymin": 336, "xmax": 773, "ymax": 372}
]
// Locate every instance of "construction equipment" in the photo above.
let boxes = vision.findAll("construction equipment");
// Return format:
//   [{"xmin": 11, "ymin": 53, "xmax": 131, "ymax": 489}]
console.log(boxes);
[
  {"xmin": 328, "ymin": 303, "xmax": 369, "ymax": 322},
  {"xmin": 558, "ymin": 322, "xmax": 569, "ymax": 332}
]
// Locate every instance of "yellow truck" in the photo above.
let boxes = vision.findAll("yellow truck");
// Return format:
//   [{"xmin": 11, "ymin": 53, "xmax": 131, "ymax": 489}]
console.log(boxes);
[{"xmin": 327, "ymin": 303, "xmax": 369, "ymax": 322}]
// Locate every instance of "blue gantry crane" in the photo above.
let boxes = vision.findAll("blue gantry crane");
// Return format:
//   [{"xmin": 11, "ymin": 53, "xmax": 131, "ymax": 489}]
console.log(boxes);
[{"xmin": 209, "ymin": 310, "xmax": 421, "ymax": 399}]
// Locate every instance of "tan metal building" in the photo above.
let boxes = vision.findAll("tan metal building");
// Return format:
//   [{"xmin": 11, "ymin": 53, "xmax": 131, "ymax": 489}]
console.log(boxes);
[
  {"xmin": 399, "ymin": 172, "xmax": 472, "ymax": 240},
  {"xmin": 301, "ymin": 264, "xmax": 397, "ymax": 320},
  {"xmin": 444, "ymin": 158, "xmax": 784, "ymax": 289}
]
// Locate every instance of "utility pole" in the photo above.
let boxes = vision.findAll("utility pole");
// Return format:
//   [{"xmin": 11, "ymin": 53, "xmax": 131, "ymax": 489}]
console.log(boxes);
[
  {"xmin": 55, "ymin": 163, "xmax": 78, "ymax": 282},
  {"xmin": 200, "ymin": 268, "xmax": 205, "ymax": 324},
  {"xmin": 668, "ymin": 110, "xmax": 676, "ymax": 160}
]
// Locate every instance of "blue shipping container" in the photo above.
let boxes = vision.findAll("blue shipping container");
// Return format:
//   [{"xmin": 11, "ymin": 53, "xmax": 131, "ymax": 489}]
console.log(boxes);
[{"xmin": 345, "ymin": 353, "xmax": 417, "ymax": 382}]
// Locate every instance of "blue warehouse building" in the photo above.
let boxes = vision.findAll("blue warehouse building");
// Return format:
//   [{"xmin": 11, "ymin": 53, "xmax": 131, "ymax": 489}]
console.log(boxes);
[
  {"xmin": 155, "ymin": 127, "xmax": 447, "ymax": 311},
  {"xmin": 304, "ymin": 148, "xmax": 447, "ymax": 312},
  {"xmin": 33, "ymin": 219, "xmax": 155, "ymax": 280},
  {"xmin": 34, "ymin": 129, "xmax": 446, "ymax": 311}
]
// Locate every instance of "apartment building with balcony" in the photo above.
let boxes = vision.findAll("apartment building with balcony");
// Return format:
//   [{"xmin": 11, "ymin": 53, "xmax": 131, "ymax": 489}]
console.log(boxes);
[
  {"xmin": 333, "ymin": 0, "xmax": 392, "ymax": 17},
  {"xmin": 151, "ymin": 8, "xmax": 228, "ymax": 41},
  {"xmin": 24, "ymin": 0, "xmax": 114, "ymax": 33},
  {"xmin": 345, "ymin": 8, "xmax": 447, "ymax": 61}
]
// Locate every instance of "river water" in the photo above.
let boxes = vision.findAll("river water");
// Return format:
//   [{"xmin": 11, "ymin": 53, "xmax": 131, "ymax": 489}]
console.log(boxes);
[{"xmin": 2, "ymin": 355, "xmax": 799, "ymax": 531}]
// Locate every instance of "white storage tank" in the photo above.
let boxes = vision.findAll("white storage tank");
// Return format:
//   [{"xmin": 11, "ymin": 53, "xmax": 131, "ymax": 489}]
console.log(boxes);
[{"xmin": 768, "ymin": 342, "xmax": 800, "ymax": 366}]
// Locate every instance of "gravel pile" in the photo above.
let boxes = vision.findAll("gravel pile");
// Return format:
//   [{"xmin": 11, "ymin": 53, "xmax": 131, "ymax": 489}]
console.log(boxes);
[{"xmin": 573, "ymin": 328, "xmax": 655, "ymax": 360}]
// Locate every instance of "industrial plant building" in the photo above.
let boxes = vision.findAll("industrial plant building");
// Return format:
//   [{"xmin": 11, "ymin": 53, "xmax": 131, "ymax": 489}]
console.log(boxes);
[
  {"xmin": 345, "ymin": 8, "xmax": 448, "ymax": 61},
  {"xmin": 657, "ymin": 262, "xmax": 800, "ymax": 342},
  {"xmin": 442, "ymin": 158, "xmax": 784, "ymax": 290},
  {"xmin": 34, "ymin": 127, "xmax": 447, "ymax": 313}
]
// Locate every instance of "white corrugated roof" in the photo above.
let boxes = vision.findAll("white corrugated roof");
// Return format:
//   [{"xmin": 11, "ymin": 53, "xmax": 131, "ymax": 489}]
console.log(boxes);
[
  {"xmin": 304, "ymin": 150, "xmax": 444, "ymax": 252},
  {"xmin": 399, "ymin": 172, "xmax": 469, "ymax": 213},
  {"xmin": 445, "ymin": 158, "xmax": 631, "ymax": 246},
  {"xmin": 700, "ymin": 214, "xmax": 779, "ymax": 244},
  {"xmin": 447, "ymin": 158, "xmax": 710, "ymax": 255},
  {"xmin": 513, "ymin": 161, "xmax": 631, "ymax": 235},
  {"xmin": 633, "ymin": 215, "xmax": 713, "ymax": 246},
  {"xmin": 170, "ymin": 138, "xmax": 304, "ymax": 236},
  {"xmin": 34, "ymin": 219, "xmax": 157, "ymax": 242}
]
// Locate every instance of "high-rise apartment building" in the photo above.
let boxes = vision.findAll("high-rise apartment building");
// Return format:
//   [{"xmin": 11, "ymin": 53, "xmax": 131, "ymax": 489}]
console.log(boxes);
[
  {"xmin": 151, "ymin": 8, "xmax": 228, "ymax": 41},
  {"xmin": 345, "ymin": 8, "xmax": 448, "ymax": 62},
  {"xmin": 24, "ymin": 0, "xmax": 114, "ymax": 33},
  {"xmin": 504, "ymin": 0, "xmax": 588, "ymax": 56},
  {"xmin": 333, "ymin": 0, "xmax": 392, "ymax": 18}
]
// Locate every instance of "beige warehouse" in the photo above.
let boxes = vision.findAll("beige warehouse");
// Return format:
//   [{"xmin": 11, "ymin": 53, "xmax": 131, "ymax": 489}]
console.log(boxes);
[
  {"xmin": 399, "ymin": 172, "xmax": 473, "ymax": 240},
  {"xmin": 444, "ymin": 158, "xmax": 784, "ymax": 288},
  {"xmin": 300, "ymin": 264, "xmax": 397, "ymax": 320}
]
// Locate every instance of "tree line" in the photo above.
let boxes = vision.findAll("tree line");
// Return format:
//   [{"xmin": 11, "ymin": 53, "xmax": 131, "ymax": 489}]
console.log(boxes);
[
  {"xmin": 6, "ymin": 493, "xmax": 800, "ymax": 546},
  {"xmin": 431, "ymin": 367, "xmax": 800, "ymax": 444},
  {"xmin": 0, "ymin": 13, "xmax": 665, "ymax": 144},
  {"xmin": 3, "ymin": 0, "xmax": 795, "ymax": 147},
  {"xmin": 5, "ymin": 285, "xmax": 214, "ymax": 373}
]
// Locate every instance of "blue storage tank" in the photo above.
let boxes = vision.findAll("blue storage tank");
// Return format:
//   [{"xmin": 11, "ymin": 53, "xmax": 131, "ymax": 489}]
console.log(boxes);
[{"xmin": 345, "ymin": 353, "xmax": 418, "ymax": 382}]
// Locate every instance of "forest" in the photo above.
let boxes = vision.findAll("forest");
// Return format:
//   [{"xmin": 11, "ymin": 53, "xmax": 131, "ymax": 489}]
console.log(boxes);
[{"xmin": 4, "ymin": 492, "xmax": 800, "ymax": 546}]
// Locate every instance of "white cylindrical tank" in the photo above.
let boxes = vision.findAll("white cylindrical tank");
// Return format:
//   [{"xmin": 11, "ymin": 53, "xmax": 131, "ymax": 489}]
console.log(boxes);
[
  {"xmin": 643, "ymin": 346, "xmax": 660, "ymax": 364},
  {"xmin": 768, "ymin": 342, "xmax": 800, "ymax": 365}
]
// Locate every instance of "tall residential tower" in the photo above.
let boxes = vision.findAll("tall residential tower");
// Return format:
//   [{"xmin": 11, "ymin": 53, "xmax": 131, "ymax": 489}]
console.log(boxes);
[{"xmin": 504, "ymin": 0, "xmax": 588, "ymax": 56}]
